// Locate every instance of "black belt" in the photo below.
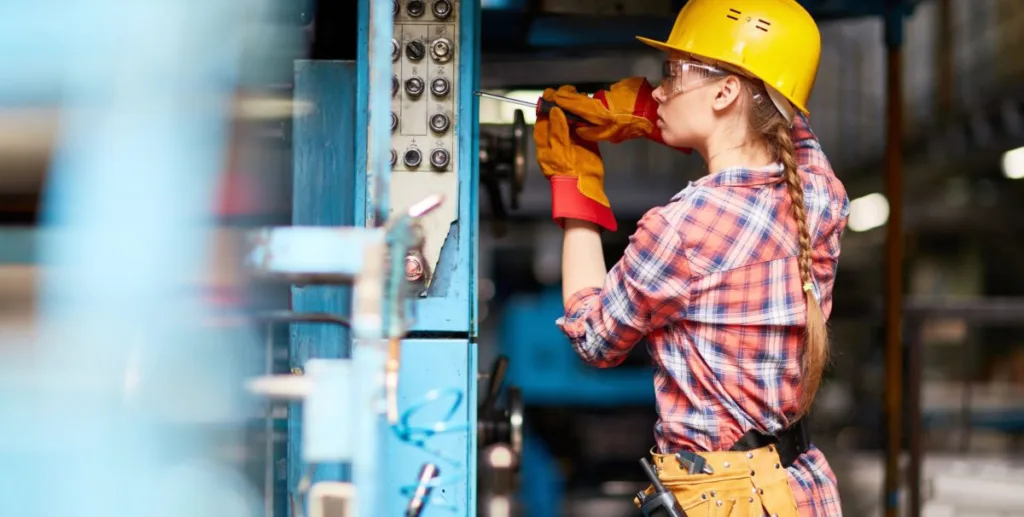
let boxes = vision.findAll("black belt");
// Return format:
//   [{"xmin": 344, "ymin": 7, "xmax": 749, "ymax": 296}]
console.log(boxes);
[{"xmin": 729, "ymin": 418, "xmax": 811, "ymax": 468}]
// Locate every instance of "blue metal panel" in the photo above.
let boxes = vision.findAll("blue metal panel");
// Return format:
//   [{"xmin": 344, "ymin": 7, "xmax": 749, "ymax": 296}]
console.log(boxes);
[
  {"xmin": 354, "ymin": 3, "xmax": 369, "ymax": 229},
  {"xmin": 289, "ymin": 60, "xmax": 358, "ymax": 500},
  {"xmin": 351, "ymin": 0, "xmax": 481, "ymax": 514},
  {"xmin": 248, "ymin": 227, "xmax": 377, "ymax": 280},
  {"xmin": 353, "ymin": 1, "xmax": 396, "ymax": 516},
  {"xmin": 365, "ymin": 0, "xmax": 394, "ymax": 226},
  {"xmin": 519, "ymin": 429, "xmax": 564, "ymax": 517},
  {"xmin": 500, "ymin": 288, "xmax": 655, "ymax": 406},
  {"xmin": 387, "ymin": 338, "xmax": 477, "ymax": 516},
  {"xmin": 402, "ymin": 0, "xmax": 481, "ymax": 336}
]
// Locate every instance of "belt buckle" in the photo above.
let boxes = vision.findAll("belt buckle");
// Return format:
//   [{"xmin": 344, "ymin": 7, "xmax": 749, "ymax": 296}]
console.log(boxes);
[{"xmin": 675, "ymin": 451, "xmax": 714, "ymax": 475}]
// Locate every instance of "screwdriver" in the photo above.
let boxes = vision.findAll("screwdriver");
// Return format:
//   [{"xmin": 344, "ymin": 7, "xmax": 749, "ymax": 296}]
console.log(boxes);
[
  {"xmin": 475, "ymin": 88, "xmax": 690, "ymax": 154},
  {"xmin": 474, "ymin": 91, "xmax": 593, "ymax": 126}
]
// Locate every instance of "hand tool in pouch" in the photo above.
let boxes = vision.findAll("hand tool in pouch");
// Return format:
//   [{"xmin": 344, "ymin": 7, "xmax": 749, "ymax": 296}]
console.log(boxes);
[
  {"xmin": 636, "ymin": 458, "xmax": 687, "ymax": 517},
  {"xmin": 675, "ymin": 451, "xmax": 714, "ymax": 475}
]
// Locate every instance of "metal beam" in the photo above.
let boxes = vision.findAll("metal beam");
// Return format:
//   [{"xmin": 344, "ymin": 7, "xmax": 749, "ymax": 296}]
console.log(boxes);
[{"xmin": 881, "ymin": 3, "xmax": 906, "ymax": 516}]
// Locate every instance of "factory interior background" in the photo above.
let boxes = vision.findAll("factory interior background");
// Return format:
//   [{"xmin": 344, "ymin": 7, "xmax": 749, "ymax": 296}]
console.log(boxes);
[{"xmin": 1, "ymin": 0, "xmax": 1023, "ymax": 516}]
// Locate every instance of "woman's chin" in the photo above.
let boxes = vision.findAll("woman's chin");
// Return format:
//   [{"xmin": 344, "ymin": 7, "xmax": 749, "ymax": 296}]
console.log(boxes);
[{"xmin": 658, "ymin": 129, "xmax": 687, "ymax": 149}]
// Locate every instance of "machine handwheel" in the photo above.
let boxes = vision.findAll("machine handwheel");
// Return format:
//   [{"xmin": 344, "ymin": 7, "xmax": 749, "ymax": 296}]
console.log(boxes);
[{"xmin": 478, "ymin": 355, "xmax": 523, "ymax": 468}]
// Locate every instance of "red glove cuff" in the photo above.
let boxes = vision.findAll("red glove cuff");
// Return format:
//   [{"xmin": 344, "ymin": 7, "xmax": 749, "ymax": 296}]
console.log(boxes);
[{"xmin": 549, "ymin": 177, "xmax": 617, "ymax": 232}]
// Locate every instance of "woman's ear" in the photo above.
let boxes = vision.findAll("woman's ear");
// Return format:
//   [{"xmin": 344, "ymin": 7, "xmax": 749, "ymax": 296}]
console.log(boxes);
[{"xmin": 711, "ymin": 75, "xmax": 742, "ymax": 113}]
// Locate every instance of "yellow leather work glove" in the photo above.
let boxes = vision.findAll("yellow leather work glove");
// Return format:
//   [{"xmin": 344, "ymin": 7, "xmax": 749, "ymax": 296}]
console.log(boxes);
[
  {"xmin": 533, "ymin": 105, "xmax": 617, "ymax": 232},
  {"xmin": 543, "ymin": 84, "xmax": 654, "ymax": 144}
]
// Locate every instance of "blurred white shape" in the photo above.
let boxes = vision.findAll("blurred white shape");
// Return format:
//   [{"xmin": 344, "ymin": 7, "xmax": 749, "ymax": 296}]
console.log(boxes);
[
  {"xmin": 235, "ymin": 96, "xmax": 313, "ymax": 119},
  {"xmin": 848, "ymin": 192, "xmax": 889, "ymax": 232},
  {"xmin": 1001, "ymin": 146, "xmax": 1024, "ymax": 179}
]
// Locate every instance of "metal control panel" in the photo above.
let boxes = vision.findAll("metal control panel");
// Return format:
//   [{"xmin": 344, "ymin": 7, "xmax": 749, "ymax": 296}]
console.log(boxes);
[{"xmin": 389, "ymin": 0, "xmax": 459, "ymax": 287}]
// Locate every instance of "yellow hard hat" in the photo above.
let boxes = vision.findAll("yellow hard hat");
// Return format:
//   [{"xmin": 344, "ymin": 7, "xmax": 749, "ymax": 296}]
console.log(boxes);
[{"xmin": 636, "ymin": 0, "xmax": 821, "ymax": 116}]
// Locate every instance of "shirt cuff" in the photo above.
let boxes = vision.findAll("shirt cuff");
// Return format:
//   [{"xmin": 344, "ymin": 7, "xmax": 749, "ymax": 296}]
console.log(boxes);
[{"xmin": 557, "ymin": 286, "xmax": 602, "ymax": 338}]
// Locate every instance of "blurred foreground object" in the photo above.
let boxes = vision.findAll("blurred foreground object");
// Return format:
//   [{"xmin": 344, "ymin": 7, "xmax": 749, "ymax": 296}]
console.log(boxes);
[{"xmin": 0, "ymin": 0, "xmax": 273, "ymax": 515}]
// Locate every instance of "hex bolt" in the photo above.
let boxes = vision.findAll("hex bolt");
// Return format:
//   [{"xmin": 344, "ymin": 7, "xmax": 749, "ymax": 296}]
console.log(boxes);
[
  {"xmin": 405, "ymin": 255, "xmax": 425, "ymax": 282},
  {"xmin": 392, "ymin": 75, "xmax": 399, "ymax": 97},
  {"xmin": 390, "ymin": 149, "xmax": 397, "ymax": 168},
  {"xmin": 430, "ymin": 76, "xmax": 450, "ymax": 97},
  {"xmin": 405, "ymin": 40, "xmax": 425, "ymax": 61},
  {"xmin": 405, "ymin": 76, "xmax": 425, "ymax": 97},
  {"xmin": 392, "ymin": 0, "xmax": 399, "ymax": 16},
  {"xmin": 391, "ymin": 112, "xmax": 398, "ymax": 132},
  {"xmin": 391, "ymin": 38, "xmax": 400, "ymax": 62}
]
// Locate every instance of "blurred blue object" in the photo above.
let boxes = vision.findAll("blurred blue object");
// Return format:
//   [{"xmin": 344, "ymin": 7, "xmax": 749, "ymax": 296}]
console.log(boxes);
[
  {"xmin": 0, "ymin": 0, "xmax": 274, "ymax": 516},
  {"xmin": 500, "ymin": 287, "xmax": 655, "ymax": 406}
]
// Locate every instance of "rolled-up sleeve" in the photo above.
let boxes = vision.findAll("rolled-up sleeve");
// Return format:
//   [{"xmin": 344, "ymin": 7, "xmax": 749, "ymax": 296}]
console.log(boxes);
[{"xmin": 558, "ymin": 210, "xmax": 691, "ymax": 368}]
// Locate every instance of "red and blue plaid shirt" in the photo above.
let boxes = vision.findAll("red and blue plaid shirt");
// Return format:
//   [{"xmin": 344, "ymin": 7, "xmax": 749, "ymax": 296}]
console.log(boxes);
[{"xmin": 558, "ymin": 115, "xmax": 849, "ymax": 517}]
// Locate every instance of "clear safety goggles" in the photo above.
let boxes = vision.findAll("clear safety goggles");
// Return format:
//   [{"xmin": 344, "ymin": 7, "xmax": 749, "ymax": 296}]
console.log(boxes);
[{"xmin": 660, "ymin": 59, "xmax": 728, "ymax": 98}]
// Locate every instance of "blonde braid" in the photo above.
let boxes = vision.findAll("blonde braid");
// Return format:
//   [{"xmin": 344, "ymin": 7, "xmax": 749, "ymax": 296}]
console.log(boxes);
[{"xmin": 774, "ymin": 124, "xmax": 829, "ymax": 416}]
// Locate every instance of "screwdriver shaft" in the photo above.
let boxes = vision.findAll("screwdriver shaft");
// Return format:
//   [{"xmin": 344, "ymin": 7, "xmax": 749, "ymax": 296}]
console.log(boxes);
[{"xmin": 474, "ymin": 91, "xmax": 538, "ymax": 109}]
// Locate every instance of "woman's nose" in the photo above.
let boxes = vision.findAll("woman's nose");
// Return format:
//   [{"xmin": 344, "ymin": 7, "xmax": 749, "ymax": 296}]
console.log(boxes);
[{"xmin": 652, "ymin": 84, "xmax": 667, "ymax": 104}]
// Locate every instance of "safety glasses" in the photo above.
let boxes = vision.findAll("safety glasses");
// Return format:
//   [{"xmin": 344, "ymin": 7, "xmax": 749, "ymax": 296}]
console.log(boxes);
[{"xmin": 660, "ymin": 59, "xmax": 728, "ymax": 99}]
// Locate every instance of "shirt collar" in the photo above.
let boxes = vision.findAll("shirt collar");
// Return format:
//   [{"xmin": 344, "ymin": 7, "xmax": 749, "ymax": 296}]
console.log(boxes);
[{"xmin": 671, "ymin": 162, "xmax": 785, "ymax": 201}]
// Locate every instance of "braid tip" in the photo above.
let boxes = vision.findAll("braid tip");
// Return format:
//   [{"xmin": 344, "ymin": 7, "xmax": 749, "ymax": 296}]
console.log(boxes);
[{"xmin": 802, "ymin": 282, "xmax": 814, "ymax": 293}]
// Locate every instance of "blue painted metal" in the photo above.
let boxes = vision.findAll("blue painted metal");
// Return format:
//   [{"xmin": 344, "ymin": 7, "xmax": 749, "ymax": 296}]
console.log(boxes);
[
  {"xmin": 350, "ymin": 1, "xmax": 481, "ymax": 516},
  {"xmin": 281, "ymin": 0, "xmax": 481, "ymax": 514},
  {"xmin": 367, "ymin": 0, "xmax": 394, "ymax": 227},
  {"xmin": 388, "ymin": 339, "xmax": 477, "ymax": 516},
  {"xmin": 500, "ymin": 288, "xmax": 655, "ymax": 406},
  {"xmin": 0, "ymin": 1, "xmax": 263, "ymax": 516},
  {"xmin": 396, "ymin": 0, "xmax": 482, "ymax": 336},
  {"xmin": 304, "ymin": 359, "xmax": 354, "ymax": 461},
  {"xmin": 247, "ymin": 227, "xmax": 380, "ymax": 280},
  {"xmin": 288, "ymin": 60, "xmax": 359, "ymax": 504},
  {"xmin": 518, "ymin": 429, "xmax": 565, "ymax": 517}
]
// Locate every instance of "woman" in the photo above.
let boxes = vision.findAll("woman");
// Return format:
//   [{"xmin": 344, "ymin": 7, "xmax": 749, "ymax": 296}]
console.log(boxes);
[{"xmin": 532, "ymin": 0, "xmax": 850, "ymax": 515}]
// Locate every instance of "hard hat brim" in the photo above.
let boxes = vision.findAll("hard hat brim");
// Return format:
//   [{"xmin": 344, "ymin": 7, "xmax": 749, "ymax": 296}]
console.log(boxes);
[{"xmin": 635, "ymin": 36, "xmax": 679, "ymax": 56}]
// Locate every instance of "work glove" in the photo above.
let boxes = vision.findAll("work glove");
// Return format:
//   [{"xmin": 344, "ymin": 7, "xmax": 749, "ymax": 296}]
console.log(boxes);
[
  {"xmin": 543, "ymin": 81, "xmax": 655, "ymax": 144},
  {"xmin": 534, "ymin": 105, "xmax": 617, "ymax": 232},
  {"xmin": 544, "ymin": 78, "xmax": 690, "ymax": 153}
]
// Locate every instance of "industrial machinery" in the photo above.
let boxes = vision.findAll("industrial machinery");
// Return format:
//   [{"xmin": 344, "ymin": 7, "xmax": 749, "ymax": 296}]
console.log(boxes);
[
  {"xmin": 498, "ymin": 286, "xmax": 656, "ymax": 517},
  {"xmin": 243, "ymin": 2, "xmax": 525, "ymax": 516}
]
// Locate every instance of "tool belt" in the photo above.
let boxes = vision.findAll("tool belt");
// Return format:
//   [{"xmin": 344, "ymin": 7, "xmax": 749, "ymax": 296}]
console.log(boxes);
[
  {"xmin": 638, "ymin": 444, "xmax": 802, "ymax": 517},
  {"xmin": 729, "ymin": 418, "xmax": 811, "ymax": 469}
]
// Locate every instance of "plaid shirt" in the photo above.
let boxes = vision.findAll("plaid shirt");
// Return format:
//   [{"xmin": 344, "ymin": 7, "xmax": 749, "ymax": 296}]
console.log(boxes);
[{"xmin": 558, "ymin": 115, "xmax": 849, "ymax": 517}]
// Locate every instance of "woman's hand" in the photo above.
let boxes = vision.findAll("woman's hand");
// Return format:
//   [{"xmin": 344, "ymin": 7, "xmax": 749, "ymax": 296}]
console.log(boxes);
[
  {"xmin": 544, "ymin": 81, "xmax": 655, "ymax": 143},
  {"xmin": 533, "ymin": 105, "xmax": 618, "ymax": 232}
]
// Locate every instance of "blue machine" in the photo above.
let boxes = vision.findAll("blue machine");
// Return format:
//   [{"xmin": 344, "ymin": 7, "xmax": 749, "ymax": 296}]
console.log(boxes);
[
  {"xmin": 501, "ymin": 288, "xmax": 654, "ymax": 407},
  {"xmin": 498, "ymin": 287, "xmax": 655, "ymax": 517},
  {"xmin": 246, "ymin": 1, "xmax": 489, "ymax": 516}
]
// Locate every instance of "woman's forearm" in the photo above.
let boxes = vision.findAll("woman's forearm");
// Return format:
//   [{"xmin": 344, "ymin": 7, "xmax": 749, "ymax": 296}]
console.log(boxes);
[{"xmin": 562, "ymin": 219, "xmax": 608, "ymax": 303}]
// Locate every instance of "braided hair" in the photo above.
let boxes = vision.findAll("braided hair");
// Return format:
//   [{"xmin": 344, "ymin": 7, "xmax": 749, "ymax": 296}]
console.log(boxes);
[{"xmin": 742, "ymin": 78, "xmax": 830, "ymax": 416}]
